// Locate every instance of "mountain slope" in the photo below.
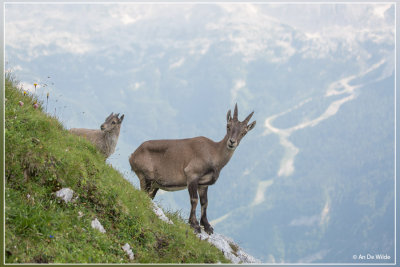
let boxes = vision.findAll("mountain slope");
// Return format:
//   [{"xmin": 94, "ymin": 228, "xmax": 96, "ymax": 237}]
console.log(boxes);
[{"xmin": 4, "ymin": 74, "xmax": 230, "ymax": 264}]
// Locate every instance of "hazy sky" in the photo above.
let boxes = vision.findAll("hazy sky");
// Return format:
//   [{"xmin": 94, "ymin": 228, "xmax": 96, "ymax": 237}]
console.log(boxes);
[{"xmin": 6, "ymin": 3, "xmax": 393, "ymax": 70}]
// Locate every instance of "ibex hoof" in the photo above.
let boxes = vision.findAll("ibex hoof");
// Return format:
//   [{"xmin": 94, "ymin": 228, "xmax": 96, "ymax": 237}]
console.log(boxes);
[
  {"xmin": 204, "ymin": 225, "xmax": 214, "ymax": 235},
  {"xmin": 191, "ymin": 224, "xmax": 201, "ymax": 233}
]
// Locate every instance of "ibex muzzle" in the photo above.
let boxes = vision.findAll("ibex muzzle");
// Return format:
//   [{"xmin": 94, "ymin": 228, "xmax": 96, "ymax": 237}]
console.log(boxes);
[{"xmin": 129, "ymin": 104, "xmax": 256, "ymax": 234}]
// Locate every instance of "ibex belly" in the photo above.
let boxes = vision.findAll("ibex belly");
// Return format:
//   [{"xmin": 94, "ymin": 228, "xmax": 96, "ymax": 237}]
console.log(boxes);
[
  {"xmin": 156, "ymin": 173, "xmax": 216, "ymax": 191},
  {"xmin": 158, "ymin": 184, "xmax": 187, "ymax": 191},
  {"xmin": 153, "ymin": 177, "xmax": 187, "ymax": 192},
  {"xmin": 150, "ymin": 168, "xmax": 188, "ymax": 192}
]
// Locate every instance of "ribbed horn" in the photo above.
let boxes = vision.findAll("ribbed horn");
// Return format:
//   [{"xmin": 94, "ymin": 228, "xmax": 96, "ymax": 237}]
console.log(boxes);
[
  {"xmin": 244, "ymin": 111, "xmax": 254, "ymax": 124},
  {"xmin": 233, "ymin": 103, "xmax": 238, "ymax": 120},
  {"xmin": 106, "ymin": 112, "xmax": 114, "ymax": 120}
]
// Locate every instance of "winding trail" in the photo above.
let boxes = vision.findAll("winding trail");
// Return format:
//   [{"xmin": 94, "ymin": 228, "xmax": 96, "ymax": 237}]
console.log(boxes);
[
  {"xmin": 211, "ymin": 60, "xmax": 388, "ymax": 226},
  {"xmin": 263, "ymin": 59, "xmax": 385, "ymax": 178}
]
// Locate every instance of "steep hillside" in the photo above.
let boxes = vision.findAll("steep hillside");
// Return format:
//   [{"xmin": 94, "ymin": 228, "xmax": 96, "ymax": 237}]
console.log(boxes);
[{"xmin": 4, "ymin": 74, "xmax": 230, "ymax": 264}]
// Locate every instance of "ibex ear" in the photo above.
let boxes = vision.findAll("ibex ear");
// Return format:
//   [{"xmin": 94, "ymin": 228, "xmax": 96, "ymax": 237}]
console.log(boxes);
[
  {"xmin": 247, "ymin": 121, "xmax": 256, "ymax": 132},
  {"xmin": 226, "ymin": 109, "xmax": 232, "ymax": 122},
  {"xmin": 119, "ymin": 114, "xmax": 124, "ymax": 123}
]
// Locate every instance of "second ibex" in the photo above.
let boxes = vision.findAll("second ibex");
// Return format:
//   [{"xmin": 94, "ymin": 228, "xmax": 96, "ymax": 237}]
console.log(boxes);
[
  {"xmin": 129, "ymin": 104, "xmax": 256, "ymax": 234},
  {"xmin": 70, "ymin": 112, "xmax": 124, "ymax": 158}
]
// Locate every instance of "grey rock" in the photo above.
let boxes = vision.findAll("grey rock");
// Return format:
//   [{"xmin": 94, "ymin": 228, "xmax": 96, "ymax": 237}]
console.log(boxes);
[
  {"xmin": 55, "ymin": 188, "xmax": 74, "ymax": 203},
  {"xmin": 152, "ymin": 201, "xmax": 173, "ymax": 224},
  {"xmin": 91, "ymin": 218, "xmax": 106, "ymax": 233},
  {"xmin": 122, "ymin": 243, "xmax": 134, "ymax": 260}
]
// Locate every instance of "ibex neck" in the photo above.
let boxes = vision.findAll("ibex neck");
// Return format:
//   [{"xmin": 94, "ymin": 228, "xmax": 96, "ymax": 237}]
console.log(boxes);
[
  {"xmin": 102, "ymin": 127, "xmax": 120, "ymax": 156},
  {"xmin": 216, "ymin": 134, "xmax": 235, "ymax": 169}
]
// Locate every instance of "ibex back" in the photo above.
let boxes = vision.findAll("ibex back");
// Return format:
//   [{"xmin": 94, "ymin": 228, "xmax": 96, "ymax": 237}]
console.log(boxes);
[{"xmin": 129, "ymin": 104, "xmax": 256, "ymax": 234}]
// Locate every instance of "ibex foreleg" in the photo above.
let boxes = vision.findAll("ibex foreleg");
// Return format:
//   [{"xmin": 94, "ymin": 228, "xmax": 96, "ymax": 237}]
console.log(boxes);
[
  {"xmin": 198, "ymin": 186, "xmax": 213, "ymax": 234},
  {"xmin": 188, "ymin": 181, "xmax": 201, "ymax": 233}
]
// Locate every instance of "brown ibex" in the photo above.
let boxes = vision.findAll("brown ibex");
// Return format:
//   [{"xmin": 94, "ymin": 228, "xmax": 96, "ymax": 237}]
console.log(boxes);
[
  {"xmin": 129, "ymin": 104, "xmax": 256, "ymax": 234},
  {"xmin": 70, "ymin": 112, "xmax": 124, "ymax": 158}
]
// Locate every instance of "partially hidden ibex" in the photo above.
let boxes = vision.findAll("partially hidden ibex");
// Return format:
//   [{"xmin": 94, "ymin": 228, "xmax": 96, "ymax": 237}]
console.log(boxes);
[
  {"xmin": 129, "ymin": 104, "xmax": 256, "ymax": 234},
  {"xmin": 70, "ymin": 112, "xmax": 124, "ymax": 158}
]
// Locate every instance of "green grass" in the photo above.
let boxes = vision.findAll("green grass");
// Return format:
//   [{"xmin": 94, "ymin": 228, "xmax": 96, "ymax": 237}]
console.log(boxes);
[{"xmin": 4, "ymin": 73, "xmax": 230, "ymax": 264}]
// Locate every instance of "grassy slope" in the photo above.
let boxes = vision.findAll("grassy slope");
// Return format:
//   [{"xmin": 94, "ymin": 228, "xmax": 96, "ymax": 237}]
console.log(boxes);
[{"xmin": 4, "ymin": 75, "xmax": 229, "ymax": 264}]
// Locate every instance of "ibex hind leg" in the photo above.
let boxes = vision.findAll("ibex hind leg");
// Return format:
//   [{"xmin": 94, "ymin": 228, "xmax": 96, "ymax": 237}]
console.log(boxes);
[
  {"xmin": 149, "ymin": 187, "xmax": 159, "ymax": 199},
  {"xmin": 136, "ymin": 172, "xmax": 152, "ymax": 193},
  {"xmin": 135, "ymin": 172, "xmax": 159, "ymax": 199}
]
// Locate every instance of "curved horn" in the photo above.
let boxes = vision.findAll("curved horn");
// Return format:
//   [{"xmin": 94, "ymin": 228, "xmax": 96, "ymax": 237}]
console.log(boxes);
[
  {"xmin": 244, "ymin": 111, "xmax": 254, "ymax": 124},
  {"xmin": 233, "ymin": 103, "xmax": 238, "ymax": 121},
  {"xmin": 106, "ymin": 112, "xmax": 114, "ymax": 120}
]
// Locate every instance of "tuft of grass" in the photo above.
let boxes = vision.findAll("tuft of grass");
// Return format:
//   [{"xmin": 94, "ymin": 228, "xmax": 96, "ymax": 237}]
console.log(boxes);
[{"xmin": 5, "ymin": 74, "xmax": 230, "ymax": 264}]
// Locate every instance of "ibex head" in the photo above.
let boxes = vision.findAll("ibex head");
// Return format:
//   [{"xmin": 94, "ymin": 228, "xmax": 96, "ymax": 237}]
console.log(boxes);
[
  {"xmin": 100, "ymin": 112, "xmax": 124, "ymax": 132},
  {"xmin": 226, "ymin": 103, "xmax": 256, "ymax": 150}
]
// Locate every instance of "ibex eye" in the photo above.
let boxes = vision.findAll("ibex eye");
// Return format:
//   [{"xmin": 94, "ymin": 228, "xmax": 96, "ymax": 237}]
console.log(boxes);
[{"xmin": 112, "ymin": 121, "xmax": 116, "ymax": 124}]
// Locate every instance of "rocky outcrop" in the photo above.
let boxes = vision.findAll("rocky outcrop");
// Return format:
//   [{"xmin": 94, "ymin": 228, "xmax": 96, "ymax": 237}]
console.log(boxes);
[
  {"xmin": 197, "ymin": 231, "xmax": 261, "ymax": 264},
  {"xmin": 151, "ymin": 201, "xmax": 260, "ymax": 263}
]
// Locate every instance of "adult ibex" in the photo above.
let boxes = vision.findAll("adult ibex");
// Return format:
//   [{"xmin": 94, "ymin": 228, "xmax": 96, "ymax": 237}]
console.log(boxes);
[
  {"xmin": 129, "ymin": 104, "xmax": 256, "ymax": 234},
  {"xmin": 70, "ymin": 112, "xmax": 124, "ymax": 158}
]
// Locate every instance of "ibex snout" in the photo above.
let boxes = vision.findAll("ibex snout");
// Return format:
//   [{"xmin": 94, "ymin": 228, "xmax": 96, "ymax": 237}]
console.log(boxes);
[
  {"xmin": 227, "ymin": 138, "xmax": 237, "ymax": 150},
  {"xmin": 100, "ymin": 124, "xmax": 105, "ymax": 130}
]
